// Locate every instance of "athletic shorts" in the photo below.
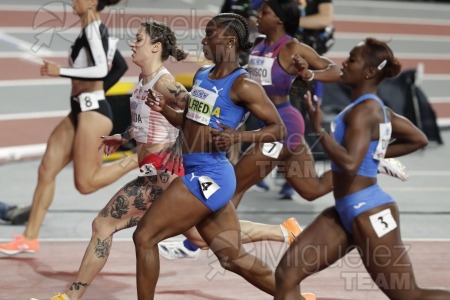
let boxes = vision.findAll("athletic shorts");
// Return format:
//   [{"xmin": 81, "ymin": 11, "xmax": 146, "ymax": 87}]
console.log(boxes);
[
  {"xmin": 258, "ymin": 102, "xmax": 304, "ymax": 151},
  {"xmin": 138, "ymin": 153, "xmax": 185, "ymax": 177},
  {"xmin": 335, "ymin": 184, "xmax": 395, "ymax": 234},
  {"xmin": 181, "ymin": 152, "xmax": 236, "ymax": 212},
  {"xmin": 70, "ymin": 91, "xmax": 113, "ymax": 126}
]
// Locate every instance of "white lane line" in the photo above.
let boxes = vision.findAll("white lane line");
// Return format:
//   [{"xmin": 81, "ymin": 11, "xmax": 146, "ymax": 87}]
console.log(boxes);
[
  {"xmin": 0, "ymin": 110, "xmax": 68, "ymax": 121},
  {"xmin": 0, "ymin": 143, "xmax": 46, "ymax": 162}
]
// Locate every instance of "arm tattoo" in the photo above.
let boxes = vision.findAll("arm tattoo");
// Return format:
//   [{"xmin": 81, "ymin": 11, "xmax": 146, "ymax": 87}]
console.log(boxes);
[
  {"xmin": 167, "ymin": 83, "xmax": 183, "ymax": 97},
  {"xmin": 94, "ymin": 236, "xmax": 112, "ymax": 259}
]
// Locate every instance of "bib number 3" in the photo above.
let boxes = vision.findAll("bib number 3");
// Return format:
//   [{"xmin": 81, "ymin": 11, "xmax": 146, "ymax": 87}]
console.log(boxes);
[
  {"xmin": 199, "ymin": 175, "xmax": 220, "ymax": 199},
  {"xmin": 369, "ymin": 208, "xmax": 397, "ymax": 238}
]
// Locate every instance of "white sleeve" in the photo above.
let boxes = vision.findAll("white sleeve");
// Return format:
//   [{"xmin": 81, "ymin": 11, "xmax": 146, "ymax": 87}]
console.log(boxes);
[{"xmin": 60, "ymin": 22, "xmax": 109, "ymax": 79}]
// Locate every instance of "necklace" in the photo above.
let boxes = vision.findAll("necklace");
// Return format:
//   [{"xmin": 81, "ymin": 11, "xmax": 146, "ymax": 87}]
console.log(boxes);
[{"xmin": 141, "ymin": 65, "xmax": 163, "ymax": 78}]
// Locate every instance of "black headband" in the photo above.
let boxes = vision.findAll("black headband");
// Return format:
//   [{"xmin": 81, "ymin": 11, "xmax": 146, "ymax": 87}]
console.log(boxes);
[{"xmin": 265, "ymin": 0, "xmax": 289, "ymax": 23}]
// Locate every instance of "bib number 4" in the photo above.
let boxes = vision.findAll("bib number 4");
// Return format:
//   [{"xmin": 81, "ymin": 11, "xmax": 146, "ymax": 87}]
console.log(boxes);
[{"xmin": 199, "ymin": 175, "xmax": 220, "ymax": 199}]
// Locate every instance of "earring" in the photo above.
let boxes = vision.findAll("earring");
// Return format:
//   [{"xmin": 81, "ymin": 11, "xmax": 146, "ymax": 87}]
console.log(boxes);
[
  {"xmin": 227, "ymin": 45, "xmax": 231, "ymax": 50},
  {"xmin": 365, "ymin": 76, "xmax": 369, "ymax": 79}
]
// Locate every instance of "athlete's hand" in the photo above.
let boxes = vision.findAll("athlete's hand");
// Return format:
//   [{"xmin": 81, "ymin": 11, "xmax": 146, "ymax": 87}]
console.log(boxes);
[
  {"xmin": 210, "ymin": 121, "xmax": 237, "ymax": 151},
  {"xmin": 305, "ymin": 91, "xmax": 323, "ymax": 134},
  {"xmin": 98, "ymin": 134, "xmax": 124, "ymax": 156},
  {"xmin": 292, "ymin": 54, "xmax": 310, "ymax": 79},
  {"xmin": 145, "ymin": 89, "xmax": 166, "ymax": 112},
  {"xmin": 158, "ymin": 134, "xmax": 183, "ymax": 175},
  {"xmin": 41, "ymin": 60, "xmax": 61, "ymax": 77}
]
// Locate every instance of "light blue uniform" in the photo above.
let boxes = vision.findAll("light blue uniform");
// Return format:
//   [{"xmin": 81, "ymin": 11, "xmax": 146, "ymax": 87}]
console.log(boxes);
[{"xmin": 332, "ymin": 94, "xmax": 395, "ymax": 234}]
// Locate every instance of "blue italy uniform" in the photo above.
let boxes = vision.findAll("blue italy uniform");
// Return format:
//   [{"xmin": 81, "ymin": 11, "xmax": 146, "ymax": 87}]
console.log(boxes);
[
  {"xmin": 181, "ymin": 66, "xmax": 249, "ymax": 212},
  {"xmin": 332, "ymin": 94, "xmax": 395, "ymax": 234}
]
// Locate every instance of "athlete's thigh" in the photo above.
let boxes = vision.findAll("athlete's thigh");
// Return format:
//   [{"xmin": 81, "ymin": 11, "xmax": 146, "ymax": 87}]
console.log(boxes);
[
  {"xmin": 72, "ymin": 112, "xmax": 113, "ymax": 176},
  {"xmin": 136, "ymin": 177, "xmax": 212, "ymax": 242},
  {"xmin": 234, "ymin": 143, "xmax": 278, "ymax": 192},
  {"xmin": 196, "ymin": 202, "xmax": 244, "ymax": 258},
  {"xmin": 41, "ymin": 115, "xmax": 76, "ymax": 172},
  {"xmin": 352, "ymin": 203, "xmax": 417, "ymax": 294},
  {"xmin": 99, "ymin": 176, "xmax": 155, "ymax": 230},
  {"xmin": 280, "ymin": 141, "xmax": 320, "ymax": 178},
  {"xmin": 280, "ymin": 207, "xmax": 352, "ymax": 277}
]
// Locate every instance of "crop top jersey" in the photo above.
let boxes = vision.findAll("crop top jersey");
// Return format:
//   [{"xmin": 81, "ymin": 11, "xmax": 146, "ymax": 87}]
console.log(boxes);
[
  {"xmin": 60, "ymin": 20, "xmax": 117, "ymax": 80},
  {"xmin": 331, "ymin": 94, "xmax": 392, "ymax": 178},
  {"xmin": 247, "ymin": 35, "xmax": 297, "ymax": 97},
  {"xmin": 129, "ymin": 68, "xmax": 179, "ymax": 144},
  {"xmin": 186, "ymin": 66, "xmax": 250, "ymax": 130}
]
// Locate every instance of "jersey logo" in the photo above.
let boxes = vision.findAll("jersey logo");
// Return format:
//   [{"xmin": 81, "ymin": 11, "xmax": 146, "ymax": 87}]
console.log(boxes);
[
  {"xmin": 353, "ymin": 202, "xmax": 366, "ymax": 209},
  {"xmin": 212, "ymin": 86, "xmax": 223, "ymax": 95},
  {"xmin": 189, "ymin": 173, "xmax": 200, "ymax": 181}
]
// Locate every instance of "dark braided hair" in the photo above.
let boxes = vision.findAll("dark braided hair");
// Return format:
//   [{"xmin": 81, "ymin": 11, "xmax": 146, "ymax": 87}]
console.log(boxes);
[
  {"xmin": 211, "ymin": 13, "xmax": 253, "ymax": 52},
  {"xmin": 362, "ymin": 37, "xmax": 402, "ymax": 83},
  {"xmin": 142, "ymin": 21, "xmax": 189, "ymax": 61},
  {"xmin": 97, "ymin": 0, "xmax": 121, "ymax": 12}
]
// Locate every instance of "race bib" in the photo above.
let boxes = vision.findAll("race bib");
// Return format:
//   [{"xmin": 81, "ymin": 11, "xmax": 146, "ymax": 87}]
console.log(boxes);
[
  {"xmin": 186, "ymin": 86, "xmax": 218, "ymax": 125},
  {"xmin": 139, "ymin": 163, "xmax": 157, "ymax": 177},
  {"xmin": 199, "ymin": 175, "xmax": 220, "ymax": 199},
  {"xmin": 262, "ymin": 142, "xmax": 283, "ymax": 159},
  {"xmin": 78, "ymin": 93, "xmax": 100, "ymax": 112},
  {"xmin": 373, "ymin": 122, "xmax": 392, "ymax": 160},
  {"xmin": 369, "ymin": 208, "xmax": 397, "ymax": 238},
  {"xmin": 248, "ymin": 55, "xmax": 274, "ymax": 86}
]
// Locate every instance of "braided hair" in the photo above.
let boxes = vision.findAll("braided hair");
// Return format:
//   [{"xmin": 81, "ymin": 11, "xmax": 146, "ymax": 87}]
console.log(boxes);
[
  {"xmin": 97, "ymin": 0, "xmax": 121, "ymax": 12},
  {"xmin": 211, "ymin": 13, "xmax": 253, "ymax": 52},
  {"xmin": 142, "ymin": 21, "xmax": 189, "ymax": 61}
]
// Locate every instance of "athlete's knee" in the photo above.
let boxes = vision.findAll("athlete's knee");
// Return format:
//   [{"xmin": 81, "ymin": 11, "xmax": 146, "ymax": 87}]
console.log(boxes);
[
  {"xmin": 91, "ymin": 215, "xmax": 114, "ymax": 236},
  {"xmin": 74, "ymin": 177, "xmax": 97, "ymax": 194},
  {"xmin": 133, "ymin": 223, "xmax": 156, "ymax": 250},
  {"xmin": 37, "ymin": 160, "xmax": 59, "ymax": 183},
  {"xmin": 275, "ymin": 262, "xmax": 307, "ymax": 291}
]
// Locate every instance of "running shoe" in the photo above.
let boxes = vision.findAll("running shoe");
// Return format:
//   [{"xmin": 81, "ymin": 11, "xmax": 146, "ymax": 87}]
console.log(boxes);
[
  {"xmin": 281, "ymin": 218, "xmax": 302, "ymax": 244},
  {"xmin": 0, "ymin": 235, "xmax": 39, "ymax": 255},
  {"xmin": 378, "ymin": 158, "xmax": 409, "ymax": 181},
  {"xmin": 50, "ymin": 293, "xmax": 70, "ymax": 300},
  {"xmin": 278, "ymin": 181, "xmax": 294, "ymax": 200},
  {"xmin": 301, "ymin": 292, "xmax": 316, "ymax": 300},
  {"xmin": 249, "ymin": 179, "xmax": 270, "ymax": 192},
  {"xmin": 7, "ymin": 205, "xmax": 31, "ymax": 225},
  {"xmin": 30, "ymin": 294, "xmax": 70, "ymax": 300},
  {"xmin": 158, "ymin": 241, "xmax": 200, "ymax": 260}
]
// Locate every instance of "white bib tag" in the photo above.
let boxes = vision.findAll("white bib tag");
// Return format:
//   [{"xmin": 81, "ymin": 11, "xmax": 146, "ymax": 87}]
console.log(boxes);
[
  {"xmin": 373, "ymin": 122, "xmax": 392, "ymax": 160},
  {"xmin": 369, "ymin": 208, "xmax": 397, "ymax": 238},
  {"xmin": 78, "ymin": 93, "xmax": 100, "ymax": 112},
  {"xmin": 199, "ymin": 175, "xmax": 220, "ymax": 199},
  {"xmin": 139, "ymin": 163, "xmax": 157, "ymax": 177},
  {"xmin": 248, "ymin": 55, "xmax": 274, "ymax": 86},
  {"xmin": 262, "ymin": 142, "xmax": 283, "ymax": 159},
  {"xmin": 186, "ymin": 86, "xmax": 219, "ymax": 125}
]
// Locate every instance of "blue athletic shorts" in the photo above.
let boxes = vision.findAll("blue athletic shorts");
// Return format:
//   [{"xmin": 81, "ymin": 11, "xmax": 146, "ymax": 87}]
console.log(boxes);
[
  {"xmin": 335, "ymin": 184, "xmax": 395, "ymax": 234},
  {"xmin": 181, "ymin": 152, "xmax": 236, "ymax": 212}
]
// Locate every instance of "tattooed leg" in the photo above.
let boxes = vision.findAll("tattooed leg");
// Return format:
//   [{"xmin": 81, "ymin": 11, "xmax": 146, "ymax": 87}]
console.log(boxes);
[
  {"xmin": 65, "ymin": 172, "xmax": 177, "ymax": 300},
  {"xmin": 65, "ymin": 177, "xmax": 151, "ymax": 300}
]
